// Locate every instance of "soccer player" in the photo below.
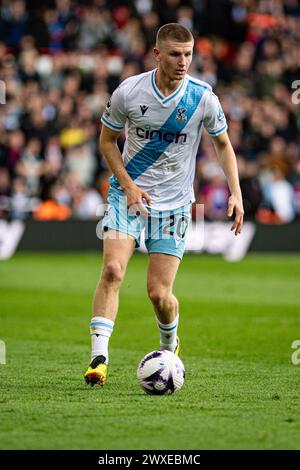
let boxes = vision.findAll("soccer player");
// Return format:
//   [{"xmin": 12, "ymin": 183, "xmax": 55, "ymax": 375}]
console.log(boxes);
[{"xmin": 84, "ymin": 23, "xmax": 244, "ymax": 386}]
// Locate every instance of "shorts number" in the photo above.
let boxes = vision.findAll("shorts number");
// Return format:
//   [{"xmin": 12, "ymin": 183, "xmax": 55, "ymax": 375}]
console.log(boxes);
[
  {"xmin": 163, "ymin": 215, "xmax": 189, "ymax": 238},
  {"xmin": 177, "ymin": 215, "xmax": 189, "ymax": 238}
]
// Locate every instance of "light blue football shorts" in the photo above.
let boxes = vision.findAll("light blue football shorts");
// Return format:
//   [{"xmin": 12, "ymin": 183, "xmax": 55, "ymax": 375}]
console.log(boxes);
[{"xmin": 101, "ymin": 186, "xmax": 191, "ymax": 260}]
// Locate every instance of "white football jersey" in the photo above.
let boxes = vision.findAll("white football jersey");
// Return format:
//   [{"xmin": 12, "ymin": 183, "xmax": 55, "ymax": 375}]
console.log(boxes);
[{"xmin": 101, "ymin": 69, "xmax": 227, "ymax": 210}]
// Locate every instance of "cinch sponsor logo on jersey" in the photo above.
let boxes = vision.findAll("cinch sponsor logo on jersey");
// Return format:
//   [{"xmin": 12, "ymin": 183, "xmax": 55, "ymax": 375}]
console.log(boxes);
[{"xmin": 136, "ymin": 127, "xmax": 187, "ymax": 144}]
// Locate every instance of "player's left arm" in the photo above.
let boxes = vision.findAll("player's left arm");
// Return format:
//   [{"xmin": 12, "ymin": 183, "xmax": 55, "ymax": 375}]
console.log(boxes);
[{"xmin": 211, "ymin": 131, "xmax": 244, "ymax": 235}]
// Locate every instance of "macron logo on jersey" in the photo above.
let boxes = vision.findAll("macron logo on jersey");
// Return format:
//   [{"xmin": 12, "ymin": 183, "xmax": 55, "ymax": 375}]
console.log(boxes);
[
  {"xmin": 140, "ymin": 105, "xmax": 149, "ymax": 115},
  {"xmin": 136, "ymin": 127, "xmax": 187, "ymax": 144}
]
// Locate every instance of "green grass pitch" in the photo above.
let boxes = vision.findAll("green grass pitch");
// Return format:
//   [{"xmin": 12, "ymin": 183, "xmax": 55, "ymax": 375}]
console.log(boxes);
[{"xmin": 0, "ymin": 252, "xmax": 300, "ymax": 450}]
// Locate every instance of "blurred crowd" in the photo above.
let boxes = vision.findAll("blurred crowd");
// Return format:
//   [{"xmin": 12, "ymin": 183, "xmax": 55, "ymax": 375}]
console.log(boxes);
[{"xmin": 0, "ymin": 0, "xmax": 300, "ymax": 223}]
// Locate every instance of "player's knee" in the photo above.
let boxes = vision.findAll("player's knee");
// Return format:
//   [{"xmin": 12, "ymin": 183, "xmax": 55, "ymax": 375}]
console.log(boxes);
[
  {"xmin": 102, "ymin": 262, "xmax": 124, "ymax": 284},
  {"xmin": 148, "ymin": 287, "xmax": 168, "ymax": 308}
]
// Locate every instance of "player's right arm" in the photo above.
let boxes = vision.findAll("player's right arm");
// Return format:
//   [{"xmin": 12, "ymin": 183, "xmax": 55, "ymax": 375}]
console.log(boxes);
[{"xmin": 100, "ymin": 125, "xmax": 151, "ymax": 216}]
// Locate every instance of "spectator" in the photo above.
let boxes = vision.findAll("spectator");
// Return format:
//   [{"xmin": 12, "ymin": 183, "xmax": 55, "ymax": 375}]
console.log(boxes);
[
  {"xmin": 77, "ymin": 6, "xmax": 112, "ymax": 50},
  {"xmin": 72, "ymin": 184, "xmax": 103, "ymax": 220},
  {"xmin": 199, "ymin": 160, "xmax": 230, "ymax": 221},
  {"xmin": 6, "ymin": 130, "xmax": 25, "ymax": 175},
  {"xmin": 16, "ymin": 137, "xmax": 44, "ymax": 195},
  {"xmin": 10, "ymin": 176, "xmax": 30, "ymax": 220},
  {"xmin": 64, "ymin": 142, "xmax": 96, "ymax": 187},
  {"xmin": 33, "ymin": 181, "xmax": 71, "ymax": 221},
  {"xmin": 0, "ymin": 167, "xmax": 10, "ymax": 219},
  {"xmin": 268, "ymin": 165, "xmax": 296, "ymax": 223},
  {"xmin": 237, "ymin": 155, "xmax": 262, "ymax": 218},
  {"xmin": 0, "ymin": 0, "xmax": 28, "ymax": 49}
]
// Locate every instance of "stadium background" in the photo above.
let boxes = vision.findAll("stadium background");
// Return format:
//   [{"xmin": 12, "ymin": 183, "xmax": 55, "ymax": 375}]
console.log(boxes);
[
  {"xmin": 1, "ymin": 0, "xmax": 300, "ymax": 451},
  {"xmin": 0, "ymin": 0, "xmax": 300, "ymax": 225}
]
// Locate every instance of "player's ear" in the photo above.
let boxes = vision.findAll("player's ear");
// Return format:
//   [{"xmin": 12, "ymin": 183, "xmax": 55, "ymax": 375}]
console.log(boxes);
[{"xmin": 153, "ymin": 47, "xmax": 160, "ymax": 61}]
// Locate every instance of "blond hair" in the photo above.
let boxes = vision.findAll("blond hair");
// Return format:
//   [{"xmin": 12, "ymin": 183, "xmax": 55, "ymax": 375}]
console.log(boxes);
[{"xmin": 156, "ymin": 23, "xmax": 194, "ymax": 46}]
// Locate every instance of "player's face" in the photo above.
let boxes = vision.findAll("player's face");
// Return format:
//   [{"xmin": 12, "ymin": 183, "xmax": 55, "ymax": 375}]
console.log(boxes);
[{"xmin": 154, "ymin": 41, "xmax": 194, "ymax": 81}]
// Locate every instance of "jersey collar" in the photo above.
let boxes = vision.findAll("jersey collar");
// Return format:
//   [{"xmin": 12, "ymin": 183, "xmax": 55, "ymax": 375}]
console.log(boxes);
[{"xmin": 150, "ymin": 69, "xmax": 186, "ymax": 105}]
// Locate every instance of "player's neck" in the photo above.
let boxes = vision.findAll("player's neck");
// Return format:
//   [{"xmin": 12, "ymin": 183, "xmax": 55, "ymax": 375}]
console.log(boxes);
[{"xmin": 155, "ymin": 69, "xmax": 184, "ymax": 98}]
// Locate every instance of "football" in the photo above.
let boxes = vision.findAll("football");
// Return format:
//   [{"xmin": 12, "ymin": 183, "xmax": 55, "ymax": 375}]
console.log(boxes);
[{"xmin": 137, "ymin": 350, "xmax": 185, "ymax": 395}]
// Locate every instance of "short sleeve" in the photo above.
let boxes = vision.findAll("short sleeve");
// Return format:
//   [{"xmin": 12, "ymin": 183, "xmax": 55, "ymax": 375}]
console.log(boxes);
[
  {"xmin": 101, "ymin": 84, "xmax": 127, "ymax": 132},
  {"xmin": 203, "ymin": 91, "xmax": 228, "ymax": 136}
]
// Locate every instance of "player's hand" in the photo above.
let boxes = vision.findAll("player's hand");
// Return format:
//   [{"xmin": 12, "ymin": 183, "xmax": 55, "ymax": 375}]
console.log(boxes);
[
  {"xmin": 124, "ymin": 183, "xmax": 151, "ymax": 217},
  {"xmin": 228, "ymin": 194, "xmax": 244, "ymax": 236}
]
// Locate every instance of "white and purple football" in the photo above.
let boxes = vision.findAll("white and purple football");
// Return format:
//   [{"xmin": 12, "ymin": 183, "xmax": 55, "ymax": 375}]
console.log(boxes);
[{"xmin": 137, "ymin": 350, "xmax": 185, "ymax": 395}]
